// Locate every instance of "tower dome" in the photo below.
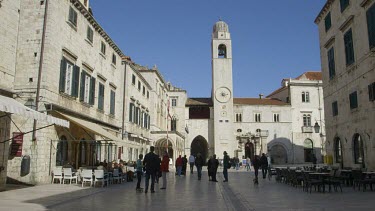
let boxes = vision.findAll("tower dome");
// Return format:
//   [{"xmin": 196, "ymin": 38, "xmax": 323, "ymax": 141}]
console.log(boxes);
[{"xmin": 213, "ymin": 20, "xmax": 229, "ymax": 33}]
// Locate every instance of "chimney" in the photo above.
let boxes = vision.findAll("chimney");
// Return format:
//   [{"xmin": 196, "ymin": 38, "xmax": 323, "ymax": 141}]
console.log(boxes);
[{"xmin": 259, "ymin": 94, "xmax": 263, "ymax": 99}]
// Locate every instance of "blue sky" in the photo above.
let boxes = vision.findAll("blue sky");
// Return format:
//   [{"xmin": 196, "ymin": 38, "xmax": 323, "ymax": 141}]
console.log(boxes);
[{"xmin": 90, "ymin": 0, "xmax": 326, "ymax": 98}]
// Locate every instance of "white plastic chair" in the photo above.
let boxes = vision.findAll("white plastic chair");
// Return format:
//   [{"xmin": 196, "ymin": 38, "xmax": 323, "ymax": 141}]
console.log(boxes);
[
  {"xmin": 52, "ymin": 167, "xmax": 63, "ymax": 184},
  {"xmin": 94, "ymin": 170, "xmax": 108, "ymax": 187},
  {"xmin": 81, "ymin": 169, "xmax": 93, "ymax": 187},
  {"xmin": 112, "ymin": 169, "xmax": 121, "ymax": 184},
  {"xmin": 63, "ymin": 168, "xmax": 78, "ymax": 184}
]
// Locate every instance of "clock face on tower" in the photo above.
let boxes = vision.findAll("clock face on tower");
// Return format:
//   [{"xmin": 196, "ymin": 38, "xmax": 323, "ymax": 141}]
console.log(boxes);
[{"xmin": 215, "ymin": 87, "xmax": 231, "ymax": 103}]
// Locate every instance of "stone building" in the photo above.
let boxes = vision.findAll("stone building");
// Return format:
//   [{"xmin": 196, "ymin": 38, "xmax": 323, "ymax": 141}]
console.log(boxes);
[{"xmin": 315, "ymin": 0, "xmax": 375, "ymax": 169}]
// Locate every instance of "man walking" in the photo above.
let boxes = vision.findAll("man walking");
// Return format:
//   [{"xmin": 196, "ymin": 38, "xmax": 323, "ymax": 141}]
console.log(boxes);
[
  {"xmin": 160, "ymin": 151, "xmax": 169, "ymax": 190},
  {"xmin": 189, "ymin": 154, "xmax": 195, "ymax": 174},
  {"xmin": 260, "ymin": 153, "xmax": 268, "ymax": 179},
  {"xmin": 176, "ymin": 155, "xmax": 183, "ymax": 176},
  {"xmin": 182, "ymin": 155, "xmax": 188, "ymax": 176},
  {"xmin": 195, "ymin": 153, "xmax": 204, "ymax": 180},
  {"xmin": 223, "ymin": 151, "xmax": 230, "ymax": 182},
  {"xmin": 143, "ymin": 146, "xmax": 159, "ymax": 193}
]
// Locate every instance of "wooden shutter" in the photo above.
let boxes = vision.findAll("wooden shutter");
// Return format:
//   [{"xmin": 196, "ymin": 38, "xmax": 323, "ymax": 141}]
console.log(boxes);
[
  {"xmin": 89, "ymin": 77, "xmax": 95, "ymax": 105},
  {"xmin": 72, "ymin": 65, "xmax": 80, "ymax": 97},
  {"xmin": 129, "ymin": 103, "xmax": 133, "ymax": 122},
  {"xmin": 110, "ymin": 90, "xmax": 115, "ymax": 115},
  {"xmin": 59, "ymin": 58, "xmax": 67, "ymax": 92},
  {"xmin": 369, "ymin": 83, "xmax": 374, "ymax": 101},
  {"xmin": 98, "ymin": 83, "xmax": 104, "ymax": 110},
  {"xmin": 80, "ymin": 71, "xmax": 86, "ymax": 101}
]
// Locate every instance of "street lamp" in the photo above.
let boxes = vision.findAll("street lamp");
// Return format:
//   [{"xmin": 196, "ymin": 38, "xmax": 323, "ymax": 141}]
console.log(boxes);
[{"xmin": 314, "ymin": 122, "xmax": 320, "ymax": 134}]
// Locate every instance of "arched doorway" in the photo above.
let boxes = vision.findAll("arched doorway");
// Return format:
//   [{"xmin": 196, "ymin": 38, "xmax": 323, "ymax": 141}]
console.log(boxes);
[
  {"xmin": 304, "ymin": 139, "xmax": 314, "ymax": 162},
  {"xmin": 155, "ymin": 139, "xmax": 173, "ymax": 159},
  {"xmin": 334, "ymin": 137, "xmax": 343, "ymax": 168},
  {"xmin": 244, "ymin": 141, "xmax": 254, "ymax": 160},
  {"xmin": 191, "ymin": 136, "xmax": 208, "ymax": 162},
  {"xmin": 270, "ymin": 144, "xmax": 288, "ymax": 164},
  {"xmin": 353, "ymin": 133, "xmax": 365, "ymax": 168}
]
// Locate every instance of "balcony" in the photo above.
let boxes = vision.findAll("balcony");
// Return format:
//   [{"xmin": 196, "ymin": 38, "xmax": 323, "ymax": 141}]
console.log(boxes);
[{"xmin": 301, "ymin": 126, "xmax": 313, "ymax": 133}]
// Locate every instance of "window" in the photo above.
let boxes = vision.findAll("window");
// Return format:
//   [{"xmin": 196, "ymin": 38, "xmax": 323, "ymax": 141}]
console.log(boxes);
[
  {"xmin": 353, "ymin": 133, "xmax": 364, "ymax": 164},
  {"xmin": 254, "ymin": 113, "xmax": 261, "ymax": 122},
  {"xmin": 273, "ymin": 113, "xmax": 280, "ymax": 122},
  {"xmin": 129, "ymin": 103, "xmax": 135, "ymax": 123},
  {"xmin": 218, "ymin": 44, "xmax": 227, "ymax": 58},
  {"xmin": 334, "ymin": 137, "xmax": 342, "ymax": 163},
  {"xmin": 332, "ymin": 101, "xmax": 338, "ymax": 116},
  {"xmin": 112, "ymin": 53, "xmax": 116, "ymax": 65},
  {"xmin": 328, "ymin": 47, "xmax": 336, "ymax": 79},
  {"xmin": 349, "ymin": 91, "xmax": 358, "ymax": 109},
  {"xmin": 304, "ymin": 139, "xmax": 314, "ymax": 162},
  {"xmin": 325, "ymin": 12, "xmax": 331, "ymax": 32},
  {"xmin": 147, "ymin": 91, "xmax": 149, "ymax": 99},
  {"xmin": 110, "ymin": 90, "xmax": 115, "ymax": 115},
  {"xmin": 235, "ymin": 113, "xmax": 242, "ymax": 122},
  {"xmin": 172, "ymin": 98, "xmax": 177, "ymax": 107},
  {"xmin": 68, "ymin": 7, "xmax": 77, "ymax": 27},
  {"xmin": 98, "ymin": 83, "xmax": 104, "ymax": 110},
  {"xmin": 101, "ymin": 41, "xmax": 106, "ymax": 55},
  {"xmin": 59, "ymin": 57, "xmax": 80, "ymax": 97},
  {"xmin": 344, "ymin": 29, "xmax": 355, "ymax": 66},
  {"xmin": 340, "ymin": 0, "xmax": 349, "ymax": 12},
  {"xmin": 56, "ymin": 137, "xmax": 68, "ymax": 166},
  {"xmin": 132, "ymin": 74, "xmax": 136, "ymax": 85},
  {"xmin": 171, "ymin": 118, "xmax": 177, "ymax": 131},
  {"xmin": 367, "ymin": 3, "xmax": 375, "ymax": 49},
  {"xmin": 79, "ymin": 71, "xmax": 95, "ymax": 105},
  {"xmin": 138, "ymin": 81, "xmax": 141, "ymax": 90},
  {"xmin": 302, "ymin": 92, "xmax": 310, "ymax": 103},
  {"xmin": 303, "ymin": 114, "xmax": 311, "ymax": 126},
  {"xmin": 369, "ymin": 82, "xmax": 375, "ymax": 101},
  {"xmin": 87, "ymin": 26, "xmax": 93, "ymax": 43},
  {"xmin": 135, "ymin": 107, "xmax": 140, "ymax": 125},
  {"xmin": 142, "ymin": 86, "xmax": 145, "ymax": 95}
]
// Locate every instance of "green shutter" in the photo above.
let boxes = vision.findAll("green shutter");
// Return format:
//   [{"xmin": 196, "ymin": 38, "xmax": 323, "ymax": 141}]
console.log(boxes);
[
  {"xmin": 80, "ymin": 71, "xmax": 86, "ymax": 101},
  {"xmin": 72, "ymin": 65, "xmax": 80, "ymax": 97},
  {"xmin": 110, "ymin": 90, "xmax": 115, "ymax": 115},
  {"xmin": 89, "ymin": 77, "xmax": 95, "ymax": 105},
  {"xmin": 98, "ymin": 83, "xmax": 104, "ymax": 110},
  {"xmin": 59, "ymin": 58, "xmax": 67, "ymax": 92}
]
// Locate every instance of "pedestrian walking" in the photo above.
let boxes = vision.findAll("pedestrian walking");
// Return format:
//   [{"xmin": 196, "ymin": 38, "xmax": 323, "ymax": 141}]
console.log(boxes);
[
  {"xmin": 195, "ymin": 153, "xmax": 204, "ymax": 180},
  {"xmin": 252, "ymin": 155, "xmax": 261, "ymax": 184},
  {"xmin": 160, "ymin": 151, "xmax": 169, "ymax": 190},
  {"xmin": 143, "ymin": 146, "xmax": 159, "ymax": 193},
  {"xmin": 176, "ymin": 155, "xmax": 183, "ymax": 176},
  {"xmin": 208, "ymin": 154, "xmax": 219, "ymax": 182},
  {"xmin": 223, "ymin": 151, "xmax": 230, "ymax": 182},
  {"xmin": 189, "ymin": 154, "xmax": 195, "ymax": 174},
  {"xmin": 135, "ymin": 154, "xmax": 143, "ymax": 191},
  {"xmin": 260, "ymin": 153, "xmax": 268, "ymax": 179},
  {"xmin": 182, "ymin": 155, "xmax": 188, "ymax": 176},
  {"xmin": 246, "ymin": 157, "xmax": 251, "ymax": 171},
  {"xmin": 207, "ymin": 155, "xmax": 213, "ymax": 180}
]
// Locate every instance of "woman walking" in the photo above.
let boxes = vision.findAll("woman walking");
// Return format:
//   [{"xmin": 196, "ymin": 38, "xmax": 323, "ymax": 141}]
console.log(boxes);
[{"xmin": 160, "ymin": 151, "xmax": 169, "ymax": 190}]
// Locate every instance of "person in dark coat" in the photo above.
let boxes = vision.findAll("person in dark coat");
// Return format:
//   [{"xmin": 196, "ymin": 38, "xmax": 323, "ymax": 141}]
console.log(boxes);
[
  {"xmin": 223, "ymin": 151, "xmax": 230, "ymax": 182},
  {"xmin": 195, "ymin": 153, "xmax": 204, "ymax": 180},
  {"xmin": 143, "ymin": 146, "xmax": 159, "ymax": 193},
  {"xmin": 260, "ymin": 153, "xmax": 268, "ymax": 179},
  {"xmin": 208, "ymin": 154, "xmax": 219, "ymax": 182},
  {"xmin": 182, "ymin": 155, "xmax": 188, "ymax": 176},
  {"xmin": 207, "ymin": 155, "xmax": 213, "ymax": 181},
  {"xmin": 252, "ymin": 155, "xmax": 261, "ymax": 182}
]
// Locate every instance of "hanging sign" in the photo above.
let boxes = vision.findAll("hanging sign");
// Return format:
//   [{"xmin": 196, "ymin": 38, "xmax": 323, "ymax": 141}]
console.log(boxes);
[{"xmin": 10, "ymin": 132, "xmax": 24, "ymax": 157}]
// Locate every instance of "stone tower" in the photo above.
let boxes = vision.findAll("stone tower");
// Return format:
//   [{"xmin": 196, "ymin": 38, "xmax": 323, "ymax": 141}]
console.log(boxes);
[{"xmin": 211, "ymin": 20, "xmax": 235, "ymax": 158}]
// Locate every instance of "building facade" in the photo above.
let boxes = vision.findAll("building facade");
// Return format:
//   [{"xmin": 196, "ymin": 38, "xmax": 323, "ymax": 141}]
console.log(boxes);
[{"xmin": 315, "ymin": 0, "xmax": 375, "ymax": 169}]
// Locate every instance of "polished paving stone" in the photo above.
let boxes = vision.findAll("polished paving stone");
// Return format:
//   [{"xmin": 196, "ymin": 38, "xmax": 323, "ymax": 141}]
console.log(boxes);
[{"xmin": 1, "ymin": 169, "xmax": 375, "ymax": 211}]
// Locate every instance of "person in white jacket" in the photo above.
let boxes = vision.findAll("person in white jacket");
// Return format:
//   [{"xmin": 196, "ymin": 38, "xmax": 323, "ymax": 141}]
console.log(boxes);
[{"xmin": 188, "ymin": 154, "xmax": 195, "ymax": 174}]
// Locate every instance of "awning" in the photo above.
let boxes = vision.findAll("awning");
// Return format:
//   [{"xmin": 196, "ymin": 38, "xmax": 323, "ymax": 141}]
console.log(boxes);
[
  {"xmin": 56, "ymin": 112, "xmax": 121, "ymax": 142},
  {"xmin": 0, "ymin": 95, "xmax": 69, "ymax": 127}
]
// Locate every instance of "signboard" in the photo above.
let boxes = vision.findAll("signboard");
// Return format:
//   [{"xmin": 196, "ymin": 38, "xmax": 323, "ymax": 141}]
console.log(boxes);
[{"xmin": 10, "ymin": 132, "xmax": 24, "ymax": 157}]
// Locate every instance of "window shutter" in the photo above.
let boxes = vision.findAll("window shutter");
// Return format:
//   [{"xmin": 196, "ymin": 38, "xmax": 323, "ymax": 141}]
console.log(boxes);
[
  {"xmin": 110, "ymin": 90, "xmax": 115, "ymax": 115},
  {"xmin": 72, "ymin": 65, "xmax": 80, "ymax": 97},
  {"xmin": 369, "ymin": 83, "xmax": 374, "ymax": 101},
  {"xmin": 80, "ymin": 71, "xmax": 86, "ymax": 101},
  {"xmin": 367, "ymin": 5, "xmax": 375, "ymax": 49},
  {"xmin": 59, "ymin": 58, "xmax": 67, "ymax": 92},
  {"xmin": 129, "ymin": 103, "xmax": 133, "ymax": 122},
  {"xmin": 98, "ymin": 84, "xmax": 104, "ymax": 110},
  {"xmin": 148, "ymin": 115, "xmax": 150, "ymax": 129},
  {"xmin": 89, "ymin": 77, "xmax": 95, "ymax": 105}
]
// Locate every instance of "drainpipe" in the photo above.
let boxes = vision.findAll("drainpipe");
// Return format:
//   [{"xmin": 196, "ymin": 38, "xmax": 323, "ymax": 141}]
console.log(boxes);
[
  {"xmin": 32, "ymin": 0, "xmax": 49, "ymax": 141},
  {"xmin": 121, "ymin": 60, "xmax": 128, "ymax": 140}
]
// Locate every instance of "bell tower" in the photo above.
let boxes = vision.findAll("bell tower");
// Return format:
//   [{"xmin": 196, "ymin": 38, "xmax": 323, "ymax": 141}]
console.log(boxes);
[{"xmin": 211, "ymin": 20, "xmax": 235, "ymax": 157}]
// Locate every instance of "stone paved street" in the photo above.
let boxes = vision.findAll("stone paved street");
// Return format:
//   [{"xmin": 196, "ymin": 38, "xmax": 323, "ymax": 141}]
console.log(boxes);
[{"xmin": 1, "ymin": 169, "xmax": 375, "ymax": 211}]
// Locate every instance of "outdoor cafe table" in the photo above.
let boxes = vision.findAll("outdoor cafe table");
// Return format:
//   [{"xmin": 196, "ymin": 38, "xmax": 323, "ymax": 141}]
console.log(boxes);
[
  {"xmin": 363, "ymin": 172, "xmax": 375, "ymax": 179},
  {"xmin": 309, "ymin": 172, "xmax": 331, "ymax": 193}
]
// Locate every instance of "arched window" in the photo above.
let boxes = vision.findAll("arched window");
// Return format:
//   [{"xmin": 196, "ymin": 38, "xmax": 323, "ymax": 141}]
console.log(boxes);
[
  {"xmin": 56, "ymin": 136, "xmax": 68, "ymax": 166},
  {"xmin": 304, "ymin": 139, "xmax": 314, "ymax": 162},
  {"xmin": 334, "ymin": 137, "xmax": 342, "ymax": 163},
  {"xmin": 218, "ymin": 44, "xmax": 227, "ymax": 58},
  {"xmin": 353, "ymin": 133, "xmax": 364, "ymax": 164}
]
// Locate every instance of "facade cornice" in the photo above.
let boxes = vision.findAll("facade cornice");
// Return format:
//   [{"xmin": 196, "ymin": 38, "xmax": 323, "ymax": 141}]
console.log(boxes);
[{"xmin": 315, "ymin": 0, "xmax": 334, "ymax": 24}]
